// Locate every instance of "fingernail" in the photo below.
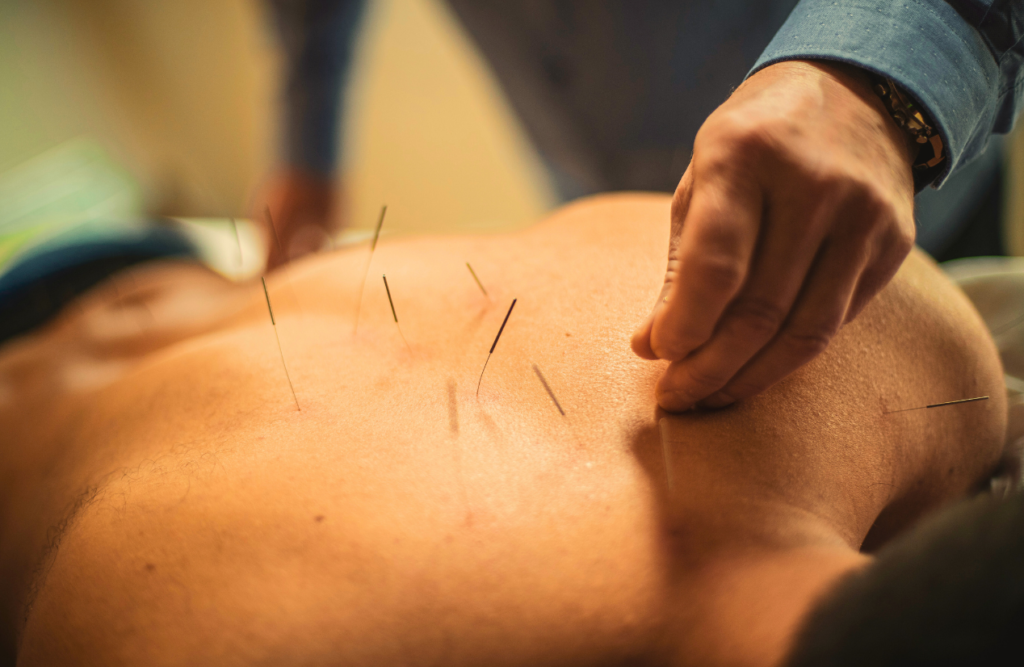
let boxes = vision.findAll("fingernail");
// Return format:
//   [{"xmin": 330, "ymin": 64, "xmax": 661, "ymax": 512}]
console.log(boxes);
[{"xmin": 697, "ymin": 392, "xmax": 735, "ymax": 409}]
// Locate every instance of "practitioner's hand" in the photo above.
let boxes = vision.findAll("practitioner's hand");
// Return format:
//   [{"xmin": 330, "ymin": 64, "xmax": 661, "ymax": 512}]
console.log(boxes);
[
  {"xmin": 632, "ymin": 60, "xmax": 917, "ymax": 412},
  {"xmin": 253, "ymin": 168, "xmax": 340, "ymax": 270}
]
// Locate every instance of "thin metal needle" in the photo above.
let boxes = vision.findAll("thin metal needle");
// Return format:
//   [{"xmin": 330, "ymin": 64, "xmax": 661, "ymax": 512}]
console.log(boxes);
[
  {"xmin": 466, "ymin": 262, "xmax": 489, "ymax": 298},
  {"xmin": 229, "ymin": 217, "xmax": 243, "ymax": 267},
  {"xmin": 354, "ymin": 205, "xmax": 388, "ymax": 334},
  {"xmin": 383, "ymin": 274, "xmax": 398, "ymax": 321},
  {"xmin": 263, "ymin": 208, "xmax": 307, "ymax": 319},
  {"xmin": 262, "ymin": 277, "xmax": 301, "ymax": 411},
  {"xmin": 885, "ymin": 395, "xmax": 988, "ymax": 414},
  {"xmin": 532, "ymin": 364, "xmax": 565, "ymax": 416},
  {"xmin": 265, "ymin": 206, "xmax": 285, "ymax": 254},
  {"xmin": 992, "ymin": 312, "xmax": 1024, "ymax": 336},
  {"xmin": 476, "ymin": 298, "xmax": 517, "ymax": 397},
  {"xmin": 383, "ymin": 274, "xmax": 412, "ymax": 353}
]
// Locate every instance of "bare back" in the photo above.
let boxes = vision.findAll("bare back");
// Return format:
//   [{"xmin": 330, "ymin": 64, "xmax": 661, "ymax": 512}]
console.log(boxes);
[{"xmin": 0, "ymin": 194, "xmax": 1006, "ymax": 665}]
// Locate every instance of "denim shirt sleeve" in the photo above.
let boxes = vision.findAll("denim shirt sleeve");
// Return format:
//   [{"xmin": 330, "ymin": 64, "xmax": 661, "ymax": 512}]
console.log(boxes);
[
  {"xmin": 750, "ymin": 0, "xmax": 1024, "ymax": 188},
  {"xmin": 266, "ymin": 0, "xmax": 367, "ymax": 175}
]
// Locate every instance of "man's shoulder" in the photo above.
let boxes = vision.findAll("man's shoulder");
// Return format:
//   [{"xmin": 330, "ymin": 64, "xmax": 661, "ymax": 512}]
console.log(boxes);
[{"xmin": 528, "ymin": 192, "xmax": 671, "ymax": 252}]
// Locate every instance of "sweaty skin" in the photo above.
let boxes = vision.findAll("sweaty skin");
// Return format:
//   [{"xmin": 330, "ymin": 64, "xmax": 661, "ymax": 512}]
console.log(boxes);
[{"xmin": 0, "ymin": 194, "xmax": 1006, "ymax": 666}]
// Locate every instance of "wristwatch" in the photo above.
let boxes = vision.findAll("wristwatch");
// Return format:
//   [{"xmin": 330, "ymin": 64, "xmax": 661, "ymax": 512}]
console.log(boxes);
[{"xmin": 871, "ymin": 75, "xmax": 946, "ymax": 190}]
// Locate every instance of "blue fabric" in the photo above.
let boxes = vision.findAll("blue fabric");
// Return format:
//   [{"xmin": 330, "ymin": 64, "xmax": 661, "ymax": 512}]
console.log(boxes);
[
  {"xmin": 0, "ymin": 223, "xmax": 199, "ymax": 345},
  {"xmin": 266, "ymin": 0, "xmax": 367, "ymax": 175},
  {"xmin": 0, "ymin": 225, "xmax": 195, "ymax": 299},
  {"xmin": 753, "ymin": 0, "xmax": 1024, "ymax": 188}
]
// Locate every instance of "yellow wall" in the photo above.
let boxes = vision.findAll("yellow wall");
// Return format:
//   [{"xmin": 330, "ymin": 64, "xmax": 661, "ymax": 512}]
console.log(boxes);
[
  {"xmin": 3, "ymin": 0, "xmax": 1020, "ymax": 245},
  {"xmin": 0, "ymin": 0, "xmax": 555, "ymax": 234}
]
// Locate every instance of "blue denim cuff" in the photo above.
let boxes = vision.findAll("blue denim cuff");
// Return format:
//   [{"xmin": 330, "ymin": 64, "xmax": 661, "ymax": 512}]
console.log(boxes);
[{"xmin": 750, "ymin": 0, "xmax": 1000, "ymax": 188}]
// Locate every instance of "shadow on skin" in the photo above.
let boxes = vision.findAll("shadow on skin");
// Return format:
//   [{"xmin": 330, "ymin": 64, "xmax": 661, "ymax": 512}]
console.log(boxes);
[{"xmin": 447, "ymin": 378, "xmax": 459, "ymax": 436}]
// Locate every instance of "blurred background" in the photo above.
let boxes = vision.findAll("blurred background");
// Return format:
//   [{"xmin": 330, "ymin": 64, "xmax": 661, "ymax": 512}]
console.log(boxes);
[
  {"xmin": 0, "ymin": 0, "xmax": 554, "ymax": 247},
  {"xmin": 0, "ymin": 0, "xmax": 1021, "ymax": 254}
]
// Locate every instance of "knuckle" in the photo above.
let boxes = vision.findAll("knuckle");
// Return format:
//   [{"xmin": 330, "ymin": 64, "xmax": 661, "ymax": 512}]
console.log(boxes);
[
  {"xmin": 651, "ymin": 326, "xmax": 705, "ymax": 361},
  {"xmin": 683, "ymin": 252, "xmax": 747, "ymax": 295},
  {"xmin": 683, "ymin": 364, "xmax": 732, "ymax": 395},
  {"xmin": 816, "ymin": 172, "xmax": 878, "ymax": 211},
  {"xmin": 718, "ymin": 378, "xmax": 766, "ymax": 403},
  {"xmin": 853, "ymin": 189, "xmax": 893, "ymax": 229},
  {"xmin": 866, "ymin": 218, "xmax": 913, "ymax": 273},
  {"xmin": 651, "ymin": 337, "xmax": 687, "ymax": 361},
  {"xmin": 886, "ymin": 222, "xmax": 915, "ymax": 257},
  {"xmin": 808, "ymin": 167, "xmax": 848, "ymax": 193},
  {"xmin": 727, "ymin": 296, "xmax": 787, "ymax": 340},
  {"xmin": 824, "ymin": 177, "xmax": 913, "ymax": 248},
  {"xmin": 779, "ymin": 320, "xmax": 839, "ymax": 359},
  {"xmin": 696, "ymin": 111, "xmax": 773, "ymax": 163}
]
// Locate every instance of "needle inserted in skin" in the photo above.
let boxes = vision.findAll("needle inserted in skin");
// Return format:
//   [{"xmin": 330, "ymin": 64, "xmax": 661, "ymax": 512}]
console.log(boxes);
[
  {"xmin": 466, "ymin": 262, "xmax": 489, "ymax": 298},
  {"xmin": 262, "ymin": 277, "xmax": 301, "ymax": 411},
  {"xmin": 354, "ymin": 205, "xmax": 388, "ymax": 334},
  {"xmin": 476, "ymin": 298, "xmax": 517, "ymax": 397},
  {"xmin": 532, "ymin": 364, "xmax": 565, "ymax": 416},
  {"xmin": 263, "ymin": 208, "xmax": 307, "ymax": 319},
  {"xmin": 265, "ymin": 206, "xmax": 285, "ymax": 255},
  {"xmin": 884, "ymin": 395, "xmax": 988, "ymax": 414},
  {"xmin": 383, "ymin": 274, "xmax": 412, "ymax": 353}
]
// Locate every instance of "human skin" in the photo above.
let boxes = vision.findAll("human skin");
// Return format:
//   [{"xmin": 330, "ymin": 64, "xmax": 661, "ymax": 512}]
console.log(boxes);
[
  {"xmin": 633, "ymin": 60, "xmax": 918, "ymax": 412},
  {"xmin": 0, "ymin": 195, "xmax": 1005, "ymax": 666}
]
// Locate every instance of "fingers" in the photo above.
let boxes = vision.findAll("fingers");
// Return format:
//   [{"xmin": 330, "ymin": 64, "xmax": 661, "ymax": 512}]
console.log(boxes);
[
  {"xmin": 680, "ymin": 232, "xmax": 872, "ymax": 410},
  {"xmin": 653, "ymin": 195, "xmax": 837, "ymax": 411},
  {"xmin": 632, "ymin": 165, "xmax": 695, "ymax": 361},
  {"xmin": 647, "ymin": 166, "xmax": 763, "ymax": 361},
  {"xmin": 637, "ymin": 59, "xmax": 918, "ymax": 410},
  {"xmin": 844, "ymin": 219, "xmax": 914, "ymax": 323},
  {"xmin": 631, "ymin": 295, "xmax": 666, "ymax": 361}
]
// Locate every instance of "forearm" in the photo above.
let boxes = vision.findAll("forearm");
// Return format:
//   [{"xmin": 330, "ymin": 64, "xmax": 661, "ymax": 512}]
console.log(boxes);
[
  {"xmin": 265, "ymin": 0, "xmax": 367, "ymax": 175},
  {"xmin": 750, "ymin": 0, "xmax": 1024, "ymax": 188}
]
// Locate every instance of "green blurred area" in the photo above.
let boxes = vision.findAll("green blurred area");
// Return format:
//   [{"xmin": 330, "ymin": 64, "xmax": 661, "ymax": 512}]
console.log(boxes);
[{"xmin": 0, "ymin": 139, "xmax": 144, "ymax": 267}]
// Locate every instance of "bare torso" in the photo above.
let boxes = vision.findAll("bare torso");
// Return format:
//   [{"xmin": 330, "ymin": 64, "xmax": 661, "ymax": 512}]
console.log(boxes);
[{"xmin": 0, "ymin": 195, "xmax": 1006, "ymax": 666}]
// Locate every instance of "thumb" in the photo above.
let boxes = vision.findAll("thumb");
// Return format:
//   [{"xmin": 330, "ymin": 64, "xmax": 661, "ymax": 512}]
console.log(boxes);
[{"xmin": 631, "ymin": 164, "xmax": 695, "ymax": 360}]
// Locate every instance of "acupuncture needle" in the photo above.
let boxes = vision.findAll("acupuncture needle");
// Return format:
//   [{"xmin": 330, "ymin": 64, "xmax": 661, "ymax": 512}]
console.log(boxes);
[
  {"xmin": 992, "ymin": 312, "xmax": 1024, "ymax": 336},
  {"xmin": 354, "ymin": 205, "xmax": 388, "ymax": 334},
  {"xmin": 382, "ymin": 274, "xmax": 412, "ymax": 353},
  {"xmin": 466, "ymin": 262, "xmax": 489, "ymax": 298},
  {"xmin": 265, "ymin": 206, "xmax": 285, "ymax": 255},
  {"xmin": 261, "ymin": 277, "xmax": 301, "ymax": 411},
  {"xmin": 884, "ymin": 395, "xmax": 988, "ymax": 414},
  {"xmin": 477, "ymin": 298, "xmax": 517, "ymax": 396},
  {"xmin": 532, "ymin": 364, "xmax": 565, "ymax": 416}
]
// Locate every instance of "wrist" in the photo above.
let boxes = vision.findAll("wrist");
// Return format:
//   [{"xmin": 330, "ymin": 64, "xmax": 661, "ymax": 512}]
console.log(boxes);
[
  {"xmin": 865, "ymin": 74, "xmax": 946, "ymax": 191},
  {"xmin": 783, "ymin": 60, "xmax": 920, "ymax": 182},
  {"xmin": 795, "ymin": 60, "xmax": 945, "ymax": 191}
]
